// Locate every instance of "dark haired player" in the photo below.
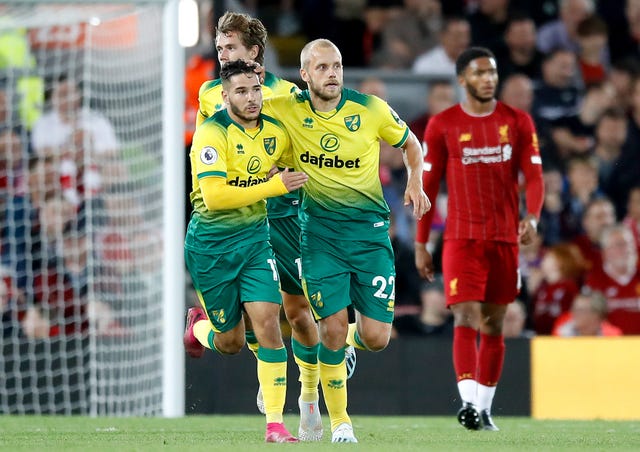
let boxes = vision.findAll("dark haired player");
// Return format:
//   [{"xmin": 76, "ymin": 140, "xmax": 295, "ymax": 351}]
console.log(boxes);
[{"xmin": 415, "ymin": 47, "xmax": 544, "ymax": 430}]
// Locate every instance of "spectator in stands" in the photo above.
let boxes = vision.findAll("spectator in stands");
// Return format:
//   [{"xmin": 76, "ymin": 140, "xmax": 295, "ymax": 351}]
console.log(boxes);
[
  {"xmin": 532, "ymin": 50, "xmax": 582, "ymax": 156},
  {"xmin": 371, "ymin": 0, "xmax": 442, "ymax": 69},
  {"xmin": 622, "ymin": 185, "xmax": 640, "ymax": 254},
  {"xmin": 503, "ymin": 300, "xmax": 535, "ymax": 338},
  {"xmin": 391, "ymin": 215, "xmax": 451, "ymax": 337},
  {"xmin": 607, "ymin": 57, "xmax": 640, "ymax": 115},
  {"xmin": 548, "ymin": 82, "xmax": 616, "ymax": 163},
  {"xmin": 494, "ymin": 13, "xmax": 544, "ymax": 83},
  {"xmin": 536, "ymin": 0, "xmax": 596, "ymax": 55},
  {"xmin": 412, "ymin": 17, "xmax": 471, "ymax": 77},
  {"xmin": 519, "ymin": 219, "xmax": 546, "ymax": 304},
  {"xmin": 31, "ymin": 76, "xmax": 121, "ymax": 206},
  {"xmin": 560, "ymin": 156, "xmax": 604, "ymax": 239},
  {"xmin": 607, "ymin": 0, "xmax": 640, "ymax": 62},
  {"xmin": 531, "ymin": 243, "xmax": 585, "ymax": 335},
  {"xmin": 509, "ymin": 0, "xmax": 559, "ymax": 26},
  {"xmin": 0, "ymin": 127, "xmax": 26, "ymax": 218},
  {"xmin": 571, "ymin": 196, "xmax": 617, "ymax": 272},
  {"xmin": 0, "ymin": 30, "xmax": 44, "ymax": 131},
  {"xmin": 539, "ymin": 166, "xmax": 565, "ymax": 246},
  {"xmin": 32, "ymin": 76, "xmax": 118, "ymax": 158},
  {"xmin": 408, "ymin": 79, "xmax": 456, "ymax": 140},
  {"xmin": 592, "ymin": 108, "xmax": 628, "ymax": 191},
  {"xmin": 552, "ymin": 290, "xmax": 623, "ymax": 336},
  {"xmin": 499, "ymin": 73, "xmax": 534, "ymax": 112},
  {"xmin": 362, "ymin": 0, "xmax": 404, "ymax": 67},
  {"xmin": 467, "ymin": 0, "xmax": 511, "ymax": 50},
  {"xmin": 584, "ymin": 224, "xmax": 640, "ymax": 335},
  {"xmin": 1, "ymin": 265, "xmax": 24, "ymax": 338},
  {"xmin": 499, "ymin": 73, "xmax": 557, "ymax": 170},
  {"xmin": 608, "ymin": 75, "xmax": 640, "ymax": 218},
  {"xmin": 575, "ymin": 15, "xmax": 609, "ymax": 85}
]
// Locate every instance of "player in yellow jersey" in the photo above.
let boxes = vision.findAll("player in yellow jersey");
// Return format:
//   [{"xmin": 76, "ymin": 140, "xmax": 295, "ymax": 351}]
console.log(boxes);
[
  {"xmin": 263, "ymin": 39, "xmax": 431, "ymax": 443},
  {"xmin": 183, "ymin": 60, "xmax": 307, "ymax": 443},
  {"xmin": 188, "ymin": 11, "xmax": 350, "ymax": 441}
]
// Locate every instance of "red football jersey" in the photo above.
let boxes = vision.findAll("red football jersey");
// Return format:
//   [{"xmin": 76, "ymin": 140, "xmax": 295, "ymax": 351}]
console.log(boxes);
[
  {"xmin": 532, "ymin": 279, "xmax": 580, "ymax": 335},
  {"xmin": 585, "ymin": 267, "xmax": 640, "ymax": 335},
  {"xmin": 416, "ymin": 101, "xmax": 544, "ymax": 243}
]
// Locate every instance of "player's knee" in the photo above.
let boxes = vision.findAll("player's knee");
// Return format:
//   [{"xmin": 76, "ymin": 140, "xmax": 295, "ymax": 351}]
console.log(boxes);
[
  {"xmin": 215, "ymin": 335, "xmax": 245, "ymax": 355},
  {"xmin": 285, "ymin": 308, "xmax": 316, "ymax": 334},
  {"xmin": 360, "ymin": 330, "xmax": 390, "ymax": 352}
]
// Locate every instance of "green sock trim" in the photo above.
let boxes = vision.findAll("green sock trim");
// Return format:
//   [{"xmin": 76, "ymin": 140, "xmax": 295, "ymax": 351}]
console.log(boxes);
[
  {"xmin": 245, "ymin": 331, "xmax": 258, "ymax": 346},
  {"xmin": 207, "ymin": 331, "xmax": 217, "ymax": 352},
  {"xmin": 353, "ymin": 330, "xmax": 366, "ymax": 349},
  {"xmin": 318, "ymin": 343, "xmax": 345, "ymax": 365},
  {"xmin": 292, "ymin": 339, "xmax": 319, "ymax": 364},
  {"xmin": 257, "ymin": 346, "xmax": 287, "ymax": 363}
]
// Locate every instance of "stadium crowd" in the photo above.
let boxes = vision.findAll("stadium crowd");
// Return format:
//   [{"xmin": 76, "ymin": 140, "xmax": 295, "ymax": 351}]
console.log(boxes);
[
  {"xmin": 2, "ymin": 0, "xmax": 640, "ymax": 340},
  {"xmin": 204, "ymin": 0, "xmax": 640, "ymax": 339}
]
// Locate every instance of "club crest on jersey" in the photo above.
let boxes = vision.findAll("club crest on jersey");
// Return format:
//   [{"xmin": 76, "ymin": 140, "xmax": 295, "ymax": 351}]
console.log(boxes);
[
  {"xmin": 344, "ymin": 114, "xmax": 361, "ymax": 131},
  {"xmin": 200, "ymin": 146, "xmax": 218, "ymax": 165},
  {"xmin": 499, "ymin": 125, "xmax": 509, "ymax": 143},
  {"xmin": 263, "ymin": 137, "xmax": 276, "ymax": 155}
]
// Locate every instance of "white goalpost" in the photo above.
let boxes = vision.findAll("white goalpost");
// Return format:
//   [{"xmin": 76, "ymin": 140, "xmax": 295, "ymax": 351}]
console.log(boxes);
[{"xmin": 0, "ymin": 0, "xmax": 184, "ymax": 416}]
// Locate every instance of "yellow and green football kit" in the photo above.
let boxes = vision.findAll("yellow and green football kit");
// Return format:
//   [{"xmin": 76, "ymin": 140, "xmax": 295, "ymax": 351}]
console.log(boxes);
[
  {"xmin": 185, "ymin": 109, "xmax": 293, "ymax": 332},
  {"xmin": 264, "ymin": 89, "xmax": 410, "ymax": 323},
  {"xmin": 197, "ymin": 71, "xmax": 303, "ymax": 295}
]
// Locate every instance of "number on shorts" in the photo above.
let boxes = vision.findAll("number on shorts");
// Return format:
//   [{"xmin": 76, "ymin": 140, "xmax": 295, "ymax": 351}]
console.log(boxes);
[
  {"xmin": 267, "ymin": 258, "xmax": 278, "ymax": 281},
  {"xmin": 372, "ymin": 275, "xmax": 395, "ymax": 299}
]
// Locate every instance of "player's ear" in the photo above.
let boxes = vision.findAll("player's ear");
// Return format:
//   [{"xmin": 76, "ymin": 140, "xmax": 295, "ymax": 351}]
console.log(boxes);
[
  {"xmin": 300, "ymin": 68, "xmax": 309, "ymax": 83},
  {"xmin": 248, "ymin": 45, "xmax": 259, "ymax": 61}
]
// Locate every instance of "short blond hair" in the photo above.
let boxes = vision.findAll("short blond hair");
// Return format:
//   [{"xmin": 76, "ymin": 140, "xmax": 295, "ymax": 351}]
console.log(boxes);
[{"xmin": 300, "ymin": 39, "xmax": 340, "ymax": 70}]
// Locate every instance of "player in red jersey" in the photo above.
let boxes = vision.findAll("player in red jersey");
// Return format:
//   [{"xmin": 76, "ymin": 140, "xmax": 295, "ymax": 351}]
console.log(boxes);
[{"xmin": 414, "ymin": 47, "xmax": 544, "ymax": 431}]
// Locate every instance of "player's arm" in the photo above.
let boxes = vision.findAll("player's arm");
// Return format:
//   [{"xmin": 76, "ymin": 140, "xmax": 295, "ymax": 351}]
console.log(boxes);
[
  {"xmin": 400, "ymin": 130, "xmax": 431, "ymax": 219},
  {"xmin": 200, "ymin": 170, "xmax": 306, "ymax": 211},
  {"xmin": 414, "ymin": 117, "xmax": 447, "ymax": 281},
  {"xmin": 517, "ymin": 112, "xmax": 545, "ymax": 246},
  {"xmin": 375, "ymin": 97, "xmax": 430, "ymax": 218}
]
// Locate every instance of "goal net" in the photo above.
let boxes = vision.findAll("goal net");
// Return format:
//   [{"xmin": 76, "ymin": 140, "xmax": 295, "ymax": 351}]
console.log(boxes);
[{"xmin": 0, "ymin": 1, "xmax": 182, "ymax": 415}]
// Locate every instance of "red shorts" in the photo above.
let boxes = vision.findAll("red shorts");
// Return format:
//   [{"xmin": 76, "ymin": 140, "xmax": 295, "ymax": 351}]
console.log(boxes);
[{"xmin": 442, "ymin": 239, "xmax": 519, "ymax": 306}]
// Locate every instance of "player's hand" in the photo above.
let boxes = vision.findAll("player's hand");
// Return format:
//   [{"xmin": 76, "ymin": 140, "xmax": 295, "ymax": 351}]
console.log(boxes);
[
  {"xmin": 267, "ymin": 165, "xmax": 280, "ymax": 179},
  {"xmin": 414, "ymin": 242, "xmax": 435, "ymax": 282},
  {"xmin": 404, "ymin": 180, "xmax": 431, "ymax": 219},
  {"xmin": 518, "ymin": 214, "xmax": 538, "ymax": 246},
  {"xmin": 279, "ymin": 168, "xmax": 307, "ymax": 192},
  {"xmin": 253, "ymin": 62, "xmax": 265, "ymax": 84}
]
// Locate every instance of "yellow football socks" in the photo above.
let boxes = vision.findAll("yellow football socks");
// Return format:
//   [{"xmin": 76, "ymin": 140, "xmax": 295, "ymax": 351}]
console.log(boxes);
[
  {"xmin": 319, "ymin": 343, "xmax": 351, "ymax": 430},
  {"xmin": 346, "ymin": 323, "xmax": 367, "ymax": 350},
  {"xmin": 292, "ymin": 339, "xmax": 320, "ymax": 402},
  {"xmin": 257, "ymin": 346, "xmax": 288, "ymax": 424}
]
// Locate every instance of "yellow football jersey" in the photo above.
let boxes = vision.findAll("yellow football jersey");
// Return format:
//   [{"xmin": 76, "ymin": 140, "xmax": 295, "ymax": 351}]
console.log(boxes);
[
  {"xmin": 197, "ymin": 71, "xmax": 298, "ymax": 127},
  {"xmin": 186, "ymin": 109, "xmax": 292, "ymax": 251},
  {"xmin": 263, "ymin": 88, "xmax": 409, "ymax": 239},
  {"xmin": 196, "ymin": 71, "xmax": 300, "ymax": 219}
]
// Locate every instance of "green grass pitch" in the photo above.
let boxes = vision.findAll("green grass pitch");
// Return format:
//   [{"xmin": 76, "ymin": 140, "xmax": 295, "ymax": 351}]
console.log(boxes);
[{"xmin": 1, "ymin": 415, "xmax": 639, "ymax": 451}]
